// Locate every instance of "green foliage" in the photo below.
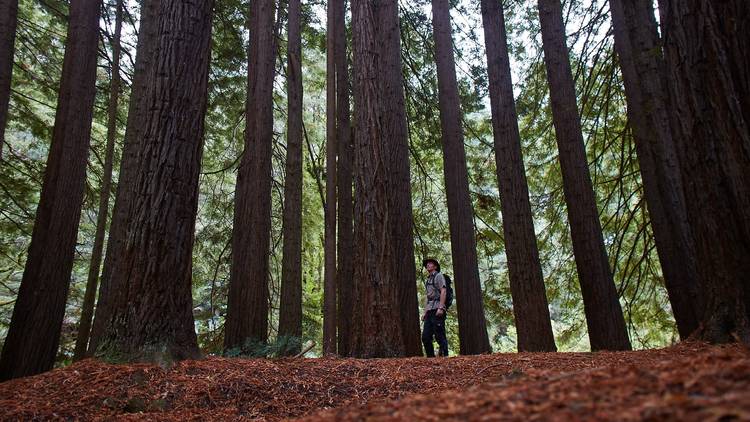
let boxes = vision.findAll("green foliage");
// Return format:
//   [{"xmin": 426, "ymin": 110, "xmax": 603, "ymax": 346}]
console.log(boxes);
[{"xmin": 224, "ymin": 335, "xmax": 305, "ymax": 358}]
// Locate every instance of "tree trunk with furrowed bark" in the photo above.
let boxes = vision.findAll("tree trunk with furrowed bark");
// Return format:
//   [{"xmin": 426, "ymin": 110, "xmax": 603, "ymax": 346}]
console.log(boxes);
[
  {"xmin": 278, "ymin": 0, "xmax": 304, "ymax": 355},
  {"xmin": 74, "ymin": 0, "xmax": 124, "ymax": 361},
  {"xmin": 0, "ymin": 0, "xmax": 18, "ymax": 162},
  {"xmin": 537, "ymin": 0, "xmax": 631, "ymax": 351},
  {"xmin": 95, "ymin": 0, "xmax": 213, "ymax": 362},
  {"xmin": 375, "ymin": 0, "xmax": 422, "ymax": 357},
  {"xmin": 335, "ymin": 0, "xmax": 354, "ymax": 358},
  {"xmin": 349, "ymin": 0, "xmax": 409, "ymax": 357},
  {"xmin": 323, "ymin": 0, "xmax": 338, "ymax": 355},
  {"xmin": 225, "ymin": 0, "xmax": 277, "ymax": 350},
  {"xmin": 608, "ymin": 0, "xmax": 702, "ymax": 339},
  {"xmin": 432, "ymin": 0, "xmax": 491, "ymax": 355},
  {"xmin": 658, "ymin": 0, "xmax": 750, "ymax": 345},
  {"xmin": 0, "ymin": 0, "xmax": 101, "ymax": 379},
  {"xmin": 480, "ymin": 0, "xmax": 556, "ymax": 352},
  {"xmin": 88, "ymin": 0, "xmax": 162, "ymax": 355}
]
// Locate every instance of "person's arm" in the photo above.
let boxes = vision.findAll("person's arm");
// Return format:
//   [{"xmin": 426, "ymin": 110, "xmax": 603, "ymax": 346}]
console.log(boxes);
[
  {"xmin": 436, "ymin": 274, "xmax": 447, "ymax": 315},
  {"xmin": 437, "ymin": 287, "xmax": 447, "ymax": 315}
]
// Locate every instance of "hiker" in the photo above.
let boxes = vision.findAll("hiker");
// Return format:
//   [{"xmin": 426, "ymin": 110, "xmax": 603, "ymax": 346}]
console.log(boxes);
[{"xmin": 421, "ymin": 258, "xmax": 449, "ymax": 357}]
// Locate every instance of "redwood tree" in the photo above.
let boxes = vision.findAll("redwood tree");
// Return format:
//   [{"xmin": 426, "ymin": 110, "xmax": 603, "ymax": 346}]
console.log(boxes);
[
  {"xmin": 0, "ymin": 0, "xmax": 101, "ymax": 379},
  {"xmin": 88, "ymin": 0, "xmax": 161, "ymax": 355},
  {"xmin": 95, "ymin": 0, "xmax": 213, "ymax": 362},
  {"xmin": 537, "ymin": 0, "xmax": 631, "ymax": 351},
  {"xmin": 480, "ymin": 0, "xmax": 556, "ymax": 352},
  {"xmin": 659, "ymin": 0, "xmax": 750, "ymax": 344},
  {"xmin": 74, "ymin": 0, "xmax": 124, "ymax": 361},
  {"xmin": 349, "ymin": 0, "xmax": 407, "ymax": 357},
  {"xmin": 225, "ymin": 0, "xmax": 277, "ymax": 349},
  {"xmin": 607, "ymin": 0, "xmax": 702, "ymax": 339},
  {"xmin": 323, "ymin": 0, "xmax": 338, "ymax": 355},
  {"xmin": 431, "ymin": 0, "xmax": 491, "ymax": 355},
  {"xmin": 278, "ymin": 0, "xmax": 303, "ymax": 353},
  {"xmin": 335, "ymin": 0, "xmax": 354, "ymax": 357},
  {"xmin": 0, "ymin": 0, "xmax": 18, "ymax": 162},
  {"xmin": 375, "ymin": 0, "xmax": 422, "ymax": 357}
]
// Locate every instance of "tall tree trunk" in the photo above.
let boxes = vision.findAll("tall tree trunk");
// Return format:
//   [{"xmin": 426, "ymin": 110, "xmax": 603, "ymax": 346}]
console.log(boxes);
[
  {"xmin": 73, "ymin": 0, "xmax": 124, "ymax": 361},
  {"xmin": 335, "ymin": 0, "xmax": 354, "ymax": 357},
  {"xmin": 95, "ymin": 0, "xmax": 213, "ymax": 362},
  {"xmin": 88, "ymin": 0, "xmax": 162, "ymax": 355},
  {"xmin": 349, "ymin": 0, "xmax": 406, "ymax": 357},
  {"xmin": 658, "ymin": 0, "xmax": 750, "ymax": 344},
  {"xmin": 278, "ymin": 0, "xmax": 303, "ymax": 355},
  {"xmin": 608, "ymin": 0, "xmax": 702, "ymax": 339},
  {"xmin": 0, "ymin": 0, "xmax": 101, "ymax": 380},
  {"xmin": 323, "ymin": 0, "xmax": 338, "ymax": 355},
  {"xmin": 0, "ymin": 0, "xmax": 18, "ymax": 162},
  {"xmin": 431, "ymin": 0, "xmax": 491, "ymax": 355},
  {"xmin": 225, "ymin": 0, "xmax": 277, "ymax": 349},
  {"xmin": 537, "ymin": 0, "xmax": 631, "ymax": 351},
  {"xmin": 375, "ymin": 0, "xmax": 422, "ymax": 357},
  {"xmin": 480, "ymin": 0, "xmax": 556, "ymax": 352}
]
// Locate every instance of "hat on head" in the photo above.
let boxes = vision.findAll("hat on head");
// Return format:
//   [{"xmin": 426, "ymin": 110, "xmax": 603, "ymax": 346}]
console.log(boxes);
[{"xmin": 422, "ymin": 258, "xmax": 440, "ymax": 272}]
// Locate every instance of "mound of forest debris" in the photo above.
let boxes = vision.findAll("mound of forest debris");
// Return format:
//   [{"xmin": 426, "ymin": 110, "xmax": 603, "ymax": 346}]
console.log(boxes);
[{"xmin": 0, "ymin": 342, "xmax": 747, "ymax": 421}]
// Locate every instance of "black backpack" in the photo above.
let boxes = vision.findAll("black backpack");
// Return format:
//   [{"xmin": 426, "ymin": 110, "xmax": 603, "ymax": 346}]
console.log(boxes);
[
  {"xmin": 443, "ymin": 275, "xmax": 454, "ymax": 309},
  {"xmin": 428, "ymin": 273, "xmax": 454, "ymax": 309}
]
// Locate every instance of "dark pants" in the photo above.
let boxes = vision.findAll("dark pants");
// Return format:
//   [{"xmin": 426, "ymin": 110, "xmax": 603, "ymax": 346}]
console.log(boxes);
[{"xmin": 422, "ymin": 309, "xmax": 448, "ymax": 357}]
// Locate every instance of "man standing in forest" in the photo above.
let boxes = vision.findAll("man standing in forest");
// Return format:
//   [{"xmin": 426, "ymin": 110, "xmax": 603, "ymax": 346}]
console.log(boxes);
[{"xmin": 422, "ymin": 258, "xmax": 449, "ymax": 357}]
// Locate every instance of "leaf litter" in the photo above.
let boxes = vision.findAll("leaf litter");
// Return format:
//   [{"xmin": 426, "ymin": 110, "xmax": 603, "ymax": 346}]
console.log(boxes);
[{"xmin": 0, "ymin": 342, "xmax": 747, "ymax": 421}]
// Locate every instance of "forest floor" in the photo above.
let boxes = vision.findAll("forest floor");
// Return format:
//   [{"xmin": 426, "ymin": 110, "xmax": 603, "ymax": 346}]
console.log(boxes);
[{"xmin": 0, "ymin": 341, "xmax": 748, "ymax": 421}]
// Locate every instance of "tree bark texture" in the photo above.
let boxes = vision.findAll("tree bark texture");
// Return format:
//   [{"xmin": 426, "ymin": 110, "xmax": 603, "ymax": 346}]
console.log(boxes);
[
  {"xmin": 335, "ymin": 0, "xmax": 354, "ymax": 357},
  {"xmin": 374, "ymin": 0, "xmax": 422, "ymax": 357},
  {"xmin": 659, "ymin": 0, "xmax": 750, "ymax": 344},
  {"xmin": 225, "ymin": 0, "xmax": 277, "ymax": 349},
  {"xmin": 480, "ymin": 0, "xmax": 556, "ymax": 352},
  {"xmin": 0, "ymin": 0, "xmax": 101, "ymax": 380},
  {"xmin": 88, "ymin": 0, "xmax": 161, "ymax": 355},
  {"xmin": 608, "ymin": 0, "xmax": 702, "ymax": 339},
  {"xmin": 323, "ymin": 0, "xmax": 338, "ymax": 355},
  {"xmin": 74, "ymin": 0, "xmax": 124, "ymax": 361},
  {"xmin": 95, "ymin": 0, "xmax": 213, "ymax": 362},
  {"xmin": 349, "ymin": 0, "xmax": 407, "ymax": 357},
  {"xmin": 278, "ymin": 0, "xmax": 303, "ymax": 354},
  {"xmin": 0, "ymin": 0, "xmax": 18, "ymax": 162},
  {"xmin": 537, "ymin": 0, "xmax": 631, "ymax": 351},
  {"xmin": 431, "ymin": 0, "xmax": 491, "ymax": 355}
]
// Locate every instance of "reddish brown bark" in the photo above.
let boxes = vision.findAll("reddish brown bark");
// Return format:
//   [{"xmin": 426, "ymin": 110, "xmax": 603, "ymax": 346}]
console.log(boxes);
[
  {"xmin": 659, "ymin": 0, "xmax": 750, "ymax": 344},
  {"xmin": 349, "ymin": 0, "xmax": 406, "ymax": 357},
  {"xmin": 225, "ymin": 0, "xmax": 277, "ymax": 349},
  {"xmin": 431, "ymin": 0, "xmax": 491, "ymax": 355},
  {"xmin": 323, "ymin": 0, "xmax": 338, "ymax": 355},
  {"xmin": 608, "ymin": 0, "xmax": 702, "ymax": 339},
  {"xmin": 95, "ymin": 0, "xmax": 213, "ymax": 362},
  {"xmin": 375, "ymin": 0, "xmax": 422, "ymax": 357},
  {"xmin": 88, "ymin": 0, "xmax": 162, "ymax": 355},
  {"xmin": 0, "ymin": 0, "xmax": 101, "ymax": 380},
  {"xmin": 537, "ymin": 0, "xmax": 631, "ymax": 351},
  {"xmin": 335, "ymin": 0, "xmax": 354, "ymax": 357},
  {"xmin": 480, "ymin": 0, "xmax": 556, "ymax": 352},
  {"xmin": 74, "ymin": 0, "xmax": 124, "ymax": 361},
  {"xmin": 0, "ymin": 0, "xmax": 18, "ymax": 162},
  {"xmin": 278, "ymin": 0, "xmax": 303, "ymax": 353}
]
